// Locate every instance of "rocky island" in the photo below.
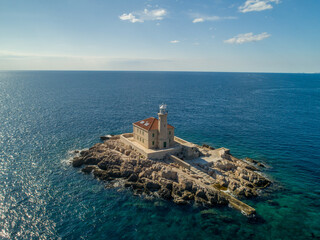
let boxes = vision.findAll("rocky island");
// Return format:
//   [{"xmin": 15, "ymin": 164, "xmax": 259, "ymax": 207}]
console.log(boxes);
[{"xmin": 71, "ymin": 105, "xmax": 271, "ymax": 217}]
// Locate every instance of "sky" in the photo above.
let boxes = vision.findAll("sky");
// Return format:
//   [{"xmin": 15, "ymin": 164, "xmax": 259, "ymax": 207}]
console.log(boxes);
[{"xmin": 0, "ymin": 0, "xmax": 319, "ymax": 73}]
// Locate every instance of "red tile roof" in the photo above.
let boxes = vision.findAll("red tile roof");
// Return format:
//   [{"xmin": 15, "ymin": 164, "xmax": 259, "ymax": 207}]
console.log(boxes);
[{"xmin": 133, "ymin": 117, "xmax": 174, "ymax": 131}]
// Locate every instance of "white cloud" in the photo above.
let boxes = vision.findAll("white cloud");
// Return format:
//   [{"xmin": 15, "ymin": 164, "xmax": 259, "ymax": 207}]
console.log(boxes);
[
  {"xmin": 224, "ymin": 32, "xmax": 271, "ymax": 44},
  {"xmin": 119, "ymin": 8, "xmax": 167, "ymax": 23},
  {"xmin": 170, "ymin": 40, "xmax": 180, "ymax": 44},
  {"xmin": 119, "ymin": 13, "xmax": 143, "ymax": 23},
  {"xmin": 193, "ymin": 18, "xmax": 204, "ymax": 23},
  {"xmin": 144, "ymin": 9, "xmax": 166, "ymax": 20},
  {"xmin": 239, "ymin": 0, "xmax": 280, "ymax": 13},
  {"xmin": 192, "ymin": 16, "xmax": 237, "ymax": 23}
]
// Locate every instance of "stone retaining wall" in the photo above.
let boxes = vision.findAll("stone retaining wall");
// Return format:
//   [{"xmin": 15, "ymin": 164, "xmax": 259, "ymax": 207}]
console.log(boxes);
[
  {"xmin": 120, "ymin": 134, "xmax": 147, "ymax": 157},
  {"xmin": 120, "ymin": 134, "xmax": 182, "ymax": 160},
  {"xmin": 169, "ymin": 155, "xmax": 191, "ymax": 170}
]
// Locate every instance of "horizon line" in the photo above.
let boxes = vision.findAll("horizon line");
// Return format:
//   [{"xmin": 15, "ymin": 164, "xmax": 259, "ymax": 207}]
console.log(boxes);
[{"xmin": 0, "ymin": 69, "xmax": 319, "ymax": 74}]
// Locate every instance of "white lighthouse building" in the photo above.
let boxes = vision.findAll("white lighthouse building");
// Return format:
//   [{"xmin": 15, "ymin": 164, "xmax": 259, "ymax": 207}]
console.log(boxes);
[{"xmin": 132, "ymin": 104, "xmax": 175, "ymax": 149}]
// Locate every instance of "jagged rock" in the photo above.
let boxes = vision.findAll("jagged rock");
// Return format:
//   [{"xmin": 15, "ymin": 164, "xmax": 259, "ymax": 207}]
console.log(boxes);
[
  {"xmin": 234, "ymin": 187, "xmax": 246, "ymax": 197},
  {"xmin": 138, "ymin": 171, "xmax": 146, "ymax": 178},
  {"xmin": 98, "ymin": 157, "xmax": 121, "ymax": 170},
  {"xmin": 93, "ymin": 169, "xmax": 110, "ymax": 180},
  {"xmin": 246, "ymin": 157, "xmax": 266, "ymax": 168},
  {"xmin": 161, "ymin": 170, "xmax": 178, "ymax": 181},
  {"xmin": 72, "ymin": 157, "xmax": 84, "ymax": 167},
  {"xmin": 109, "ymin": 170, "xmax": 121, "ymax": 178},
  {"xmin": 134, "ymin": 166, "xmax": 143, "ymax": 174},
  {"xmin": 145, "ymin": 181, "xmax": 161, "ymax": 191},
  {"xmin": 245, "ymin": 157, "xmax": 258, "ymax": 164},
  {"xmin": 215, "ymin": 161, "xmax": 237, "ymax": 171},
  {"xmin": 158, "ymin": 188, "xmax": 172, "ymax": 200},
  {"xmin": 202, "ymin": 144, "xmax": 215, "ymax": 150},
  {"xmin": 180, "ymin": 179, "xmax": 193, "ymax": 191},
  {"xmin": 129, "ymin": 159, "xmax": 137, "ymax": 166},
  {"xmin": 164, "ymin": 182, "xmax": 173, "ymax": 191},
  {"xmin": 245, "ymin": 165, "xmax": 259, "ymax": 171},
  {"xmin": 81, "ymin": 165, "xmax": 98, "ymax": 173},
  {"xmin": 127, "ymin": 174, "xmax": 138, "ymax": 182},
  {"xmin": 80, "ymin": 150, "xmax": 89, "ymax": 157},
  {"xmin": 181, "ymin": 191, "xmax": 194, "ymax": 201},
  {"xmin": 196, "ymin": 190, "xmax": 208, "ymax": 201},
  {"xmin": 125, "ymin": 182, "xmax": 144, "ymax": 190},
  {"xmin": 124, "ymin": 150, "xmax": 131, "ymax": 156},
  {"xmin": 84, "ymin": 156, "xmax": 102, "ymax": 165},
  {"xmin": 173, "ymin": 197, "xmax": 188, "ymax": 205},
  {"xmin": 120, "ymin": 167, "xmax": 133, "ymax": 178},
  {"xmin": 228, "ymin": 181, "xmax": 239, "ymax": 192},
  {"xmin": 100, "ymin": 135, "xmax": 111, "ymax": 141},
  {"xmin": 240, "ymin": 173, "xmax": 249, "ymax": 181},
  {"xmin": 244, "ymin": 188, "xmax": 257, "ymax": 198},
  {"xmin": 253, "ymin": 177, "xmax": 270, "ymax": 188},
  {"xmin": 71, "ymin": 137, "xmax": 271, "ymax": 214},
  {"xmin": 172, "ymin": 182, "xmax": 184, "ymax": 195}
]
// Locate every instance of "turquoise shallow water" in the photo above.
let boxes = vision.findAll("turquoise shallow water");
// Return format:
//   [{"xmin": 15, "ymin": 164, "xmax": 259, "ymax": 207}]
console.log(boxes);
[{"xmin": 0, "ymin": 71, "xmax": 319, "ymax": 239}]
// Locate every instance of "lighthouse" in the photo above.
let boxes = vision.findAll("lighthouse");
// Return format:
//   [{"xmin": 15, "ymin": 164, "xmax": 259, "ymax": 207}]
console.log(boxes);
[{"xmin": 158, "ymin": 104, "xmax": 169, "ymax": 149}]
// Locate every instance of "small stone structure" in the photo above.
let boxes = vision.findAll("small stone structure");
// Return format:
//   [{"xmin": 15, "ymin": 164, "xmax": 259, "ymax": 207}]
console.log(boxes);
[{"xmin": 132, "ymin": 104, "xmax": 174, "ymax": 149}]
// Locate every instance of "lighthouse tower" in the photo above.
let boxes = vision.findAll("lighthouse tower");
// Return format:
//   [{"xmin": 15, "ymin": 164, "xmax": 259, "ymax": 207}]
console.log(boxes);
[{"xmin": 158, "ymin": 104, "xmax": 169, "ymax": 149}]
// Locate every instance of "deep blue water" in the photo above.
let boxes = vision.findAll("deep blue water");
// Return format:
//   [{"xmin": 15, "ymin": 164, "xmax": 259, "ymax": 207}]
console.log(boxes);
[{"xmin": 0, "ymin": 71, "xmax": 319, "ymax": 240}]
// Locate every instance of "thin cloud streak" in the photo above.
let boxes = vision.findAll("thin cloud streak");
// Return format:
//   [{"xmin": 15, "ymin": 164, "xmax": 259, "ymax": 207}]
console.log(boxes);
[
  {"xmin": 224, "ymin": 32, "xmax": 271, "ymax": 44},
  {"xmin": 192, "ymin": 16, "xmax": 237, "ymax": 23},
  {"xmin": 119, "ymin": 8, "xmax": 167, "ymax": 23},
  {"xmin": 239, "ymin": 0, "xmax": 280, "ymax": 13}
]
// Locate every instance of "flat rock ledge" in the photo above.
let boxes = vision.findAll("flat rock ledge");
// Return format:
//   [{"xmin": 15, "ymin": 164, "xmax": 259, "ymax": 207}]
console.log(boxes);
[{"xmin": 71, "ymin": 138, "xmax": 271, "ymax": 216}]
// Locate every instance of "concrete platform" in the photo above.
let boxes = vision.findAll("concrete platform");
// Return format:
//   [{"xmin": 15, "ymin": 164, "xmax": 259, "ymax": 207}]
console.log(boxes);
[{"xmin": 186, "ymin": 147, "xmax": 229, "ymax": 166}]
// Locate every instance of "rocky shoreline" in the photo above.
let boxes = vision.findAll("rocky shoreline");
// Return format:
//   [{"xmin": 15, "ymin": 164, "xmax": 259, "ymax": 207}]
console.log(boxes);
[{"xmin": 71, "ymin": 137, "xmax": 271, "ymax": 216}]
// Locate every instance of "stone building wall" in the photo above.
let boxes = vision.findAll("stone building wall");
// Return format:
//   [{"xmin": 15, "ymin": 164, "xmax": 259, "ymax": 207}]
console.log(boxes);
[{"xmin": 133, "ymin": 125, "xmax": 148, "ymax": 148}]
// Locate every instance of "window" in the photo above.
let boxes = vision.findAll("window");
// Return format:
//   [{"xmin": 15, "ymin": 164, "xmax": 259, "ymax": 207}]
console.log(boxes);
[
  {"xmin": 152, "ymin": 141, "xmax": 154, "ymax": 145},
  {"xmin": 163, "ymin": 142, "xmax": 167, "ymax": 148},
  {"xmin": 169, "ymin": 131, "xmax": 171, "ymax": 135},
  {"xmin": 152, "ymin": 133, "xmax": 154, "ymax": 137}
]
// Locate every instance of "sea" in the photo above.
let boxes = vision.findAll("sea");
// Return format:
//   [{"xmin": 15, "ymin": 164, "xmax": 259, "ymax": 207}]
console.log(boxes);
[{"xmin": 0, "ymin": 71, "xmax": 319, "ymax": 240}]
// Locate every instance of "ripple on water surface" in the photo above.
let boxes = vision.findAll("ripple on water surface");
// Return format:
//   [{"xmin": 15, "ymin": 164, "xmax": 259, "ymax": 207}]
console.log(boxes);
[{"xmin": 0, "ymin": 71, "xmax": 319, "ymax": 239}]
